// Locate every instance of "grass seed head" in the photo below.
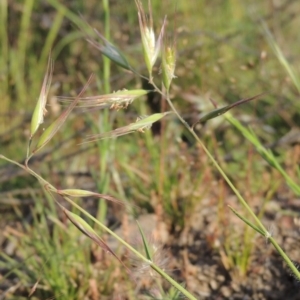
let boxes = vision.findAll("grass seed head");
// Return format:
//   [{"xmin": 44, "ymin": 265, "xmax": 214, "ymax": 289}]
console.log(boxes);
[
  {"xmin": 30, "ymin": 55, "xmax": 53, "ymax": 139},
  {"xmin": 136, "ymin": 115, "xmax": 153, "ymax": 132},
  {"xmin": 59, "ymin": 89, "xmax": 149, "ymax": 111},
  {"xmin": 162, "ymin": 43, "xmax": 176, "ymax": 91},
  {"xmin": 135, "ymin": 0, "xmax": 166, "ymax": 79},
  {"xmin": 132, "ymin": 236, "xmax": 170, "ymax": 279}
]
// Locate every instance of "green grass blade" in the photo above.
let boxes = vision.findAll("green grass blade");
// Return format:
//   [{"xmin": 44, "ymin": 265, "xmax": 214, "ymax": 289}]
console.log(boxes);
[
  {"xmin": 136, "ymin": 220, "xmax": 152, "ymax": 260},
  {"xmin": 193, "ymin": 93, "xmax": 264, "ymax": 128},
  {"xmin": 39, "ymin": 9, "xmax": 65, "ymax": 65},
  {"xmin": 228, "ymin": 206, "xmax": 265, "ymax": 236}
]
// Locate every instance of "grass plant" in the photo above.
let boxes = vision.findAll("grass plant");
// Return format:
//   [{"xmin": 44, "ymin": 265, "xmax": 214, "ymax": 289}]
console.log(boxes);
[{"xmin": 1, "ymin": 0, "xmax": 300, "ymax": 299}]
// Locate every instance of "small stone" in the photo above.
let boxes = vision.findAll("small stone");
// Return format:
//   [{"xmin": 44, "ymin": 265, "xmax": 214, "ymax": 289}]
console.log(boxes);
[
  {"xmin": 221, "ymin": 286, "xmax": 231, "ymax": 297},
  {"xmin": 216, "ymin": 274, "xmax": 225, "ymax": 283},
  {"xmin": 210, "ymin": 279, "xmax": 218, "ymax": 290}
]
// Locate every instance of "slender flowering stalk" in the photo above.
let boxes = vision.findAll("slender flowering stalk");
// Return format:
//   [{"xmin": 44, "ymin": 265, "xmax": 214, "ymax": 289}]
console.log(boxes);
[{"xmin": 135, "ymin": 0, "xmax": 166, "ymax": 79}]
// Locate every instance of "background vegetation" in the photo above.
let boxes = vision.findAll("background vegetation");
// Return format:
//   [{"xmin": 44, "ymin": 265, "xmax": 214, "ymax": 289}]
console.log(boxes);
[{"xmin": 1, "ymin": 0, "xmax": 300, "ymax": 299}]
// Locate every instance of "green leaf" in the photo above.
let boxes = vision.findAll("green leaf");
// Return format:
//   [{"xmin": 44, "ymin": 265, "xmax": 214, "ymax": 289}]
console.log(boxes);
[
  {"xmin": 87, "ymin": 29, "xmax": 133, "ymax": 71},
  {"xmin": 136, "ymin": 220, "xmax": 152, "ymax": 261},
  {"xmin": 192, "ymin": 93, "xmax": 265, "ymax": 128},
  {"xmin": 228, "ymin": 205, "xmax": 265, "ymax": 236}
]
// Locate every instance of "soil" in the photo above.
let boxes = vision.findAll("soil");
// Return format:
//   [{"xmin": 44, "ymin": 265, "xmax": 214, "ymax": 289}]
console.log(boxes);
[{"xmin": 104, "ymin": 190, "xmax": 300, "ymax": 300}]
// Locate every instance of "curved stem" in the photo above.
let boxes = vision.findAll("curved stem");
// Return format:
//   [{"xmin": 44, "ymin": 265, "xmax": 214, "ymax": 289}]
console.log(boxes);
[
  {"xmin": 147, "ymin": 83, "xmax": 300, "ymax": 280},
  {"xmin": 151, "ymin": 85, "xmax": 267, "ymax": 233},
  {"xmin": 0, "ymin": 154, "xmax": 197, "ymax": 299}
]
